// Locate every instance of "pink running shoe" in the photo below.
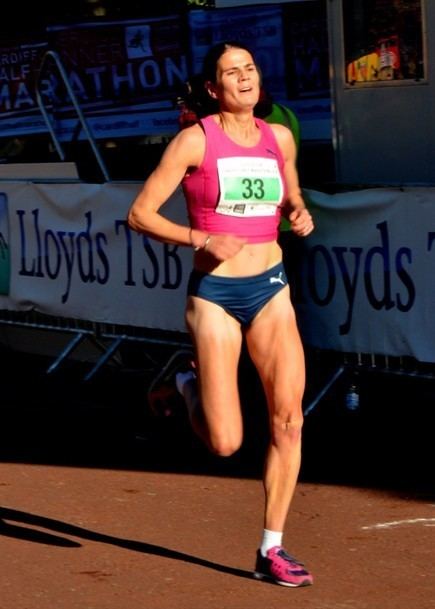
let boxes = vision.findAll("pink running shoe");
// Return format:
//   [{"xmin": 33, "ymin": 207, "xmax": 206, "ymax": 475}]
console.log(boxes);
[{"xmin": 253, "ymin": 546, "xmax": 313, "ymax": 587}]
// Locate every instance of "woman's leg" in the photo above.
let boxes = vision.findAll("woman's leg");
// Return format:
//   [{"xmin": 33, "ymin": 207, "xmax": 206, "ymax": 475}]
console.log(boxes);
[
  {"xmin": 244, "ymin": 286, "xmax": 305, "ymax": 532},
  {"xmin": 185, "ymin": 296, "xmax": 244, "ymax": 457}
]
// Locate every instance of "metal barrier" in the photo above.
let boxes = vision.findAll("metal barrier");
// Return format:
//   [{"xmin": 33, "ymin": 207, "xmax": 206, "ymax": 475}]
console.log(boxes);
[
  {"xmin": 303, "ymin": 349, "xmax": 435, "ymax": 416},
  {"xmin": 1, "ymin": 308, "xmax": 433, "ymax": 409},
  {"xmin": 0, "ymin": 309, "xmax": 191, "ymax": 381}
]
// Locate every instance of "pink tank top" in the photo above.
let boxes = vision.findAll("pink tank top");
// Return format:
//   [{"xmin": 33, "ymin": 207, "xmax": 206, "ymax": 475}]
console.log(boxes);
[{"xmin": 182, "ymin": 115, "xmax": 287, "ymax": 244}]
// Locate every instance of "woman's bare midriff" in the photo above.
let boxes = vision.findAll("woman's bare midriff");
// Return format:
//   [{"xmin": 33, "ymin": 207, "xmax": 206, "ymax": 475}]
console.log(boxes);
[{"xmin": 193, "ymin": 240, "xmax": 283, "ymax": 277}]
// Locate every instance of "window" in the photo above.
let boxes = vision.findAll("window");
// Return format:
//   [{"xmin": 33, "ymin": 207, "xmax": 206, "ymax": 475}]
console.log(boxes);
[{"xmin": 343, "ymin": 0, "xmax": 425, "ymax": 85}]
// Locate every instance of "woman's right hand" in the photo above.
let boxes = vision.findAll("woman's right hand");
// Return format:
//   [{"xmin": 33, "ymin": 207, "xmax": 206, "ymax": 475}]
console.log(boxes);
[{"xmin": 200, "ymin": 234, "xmax": 247, "ymax": 261}]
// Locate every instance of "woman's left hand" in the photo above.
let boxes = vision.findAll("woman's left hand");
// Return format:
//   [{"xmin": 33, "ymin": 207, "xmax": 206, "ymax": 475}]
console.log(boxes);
[{"xmin": 289, "ymin": 207, "xmax": 314, "ymax": 237}]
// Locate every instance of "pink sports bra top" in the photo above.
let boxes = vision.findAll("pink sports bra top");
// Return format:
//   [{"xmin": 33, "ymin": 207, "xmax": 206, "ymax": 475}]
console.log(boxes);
[{"xmin": 182, "ymin": 115, "xmax": 287, "ymax": 243}]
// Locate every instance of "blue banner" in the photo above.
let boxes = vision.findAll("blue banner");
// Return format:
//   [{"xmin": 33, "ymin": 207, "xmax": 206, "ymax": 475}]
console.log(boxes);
[{"xmin": 188, "ymin": 6, "xmax": 286, "ymax": 100}]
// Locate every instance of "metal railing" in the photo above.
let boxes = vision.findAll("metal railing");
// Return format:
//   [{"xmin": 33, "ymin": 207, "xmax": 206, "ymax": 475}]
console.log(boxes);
[
  {"xmin": 35, "ymin": 50, "xmax": 111, "ymax": 182},
  {"xmin": 303, "ymin": 349, "xmax": 435, "ymax": 416},
  {"xmin": 0, "ymin": 309, "xmax": 191, "ymax": 381}
]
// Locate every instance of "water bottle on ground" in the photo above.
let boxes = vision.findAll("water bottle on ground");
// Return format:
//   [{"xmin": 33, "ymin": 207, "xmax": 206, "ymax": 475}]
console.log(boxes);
[{"xmin": 345, "ymin": 377, "xmax": 360, "ymax": 411}]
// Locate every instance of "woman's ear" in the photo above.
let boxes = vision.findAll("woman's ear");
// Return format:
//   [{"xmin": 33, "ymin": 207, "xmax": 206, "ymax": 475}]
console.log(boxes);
[{"xmin": 205, "ymin": 80, "xmax": 218, "ymax": 100}]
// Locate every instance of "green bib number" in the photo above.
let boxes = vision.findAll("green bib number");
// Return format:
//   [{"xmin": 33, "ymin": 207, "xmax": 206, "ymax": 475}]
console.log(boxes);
[
  {"xmin": 216, "ymin": 156, "xmax": 284, "ymax": 217},
  {"xmin": 223, "ymin": 177, "xmax": 281, "ymax": 202}
]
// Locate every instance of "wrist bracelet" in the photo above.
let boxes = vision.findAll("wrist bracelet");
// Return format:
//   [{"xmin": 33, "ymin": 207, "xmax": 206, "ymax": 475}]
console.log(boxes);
[{"xmin": 194, "ymin": 235, "xmax": 211, "ymax": 252}]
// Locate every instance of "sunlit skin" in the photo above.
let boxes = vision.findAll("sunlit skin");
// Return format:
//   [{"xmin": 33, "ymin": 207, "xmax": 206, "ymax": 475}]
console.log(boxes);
[
  {"xmin": 207, "ymin": 48, "xmax": 261, "ymax": 114},
  {"xmin": 127, "ymin": 44, "xmax": 315, "ymax": 551}
]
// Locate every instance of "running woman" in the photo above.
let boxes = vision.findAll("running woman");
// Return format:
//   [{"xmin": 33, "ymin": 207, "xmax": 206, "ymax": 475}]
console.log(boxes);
[{"xmin": 127, "ymin": 40, "xmax": 314, "ymax": 587}]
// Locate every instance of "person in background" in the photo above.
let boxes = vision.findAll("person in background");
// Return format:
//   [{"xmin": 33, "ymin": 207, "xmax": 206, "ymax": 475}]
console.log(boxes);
[
  {"xmin": 127, "ymin": 40, "xmax": 314, "ymax": 588},
  {"xmin": 255, "ymin": 87, "xmax": 300, "ymax": 152},
  {"xmin": 254, "ymin": 87, "xmax": 301, "ymax": 234}
]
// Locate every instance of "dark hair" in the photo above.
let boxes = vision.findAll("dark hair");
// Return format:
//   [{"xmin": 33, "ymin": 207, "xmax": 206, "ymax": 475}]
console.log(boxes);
[
  {"xmin": 177, "ymin": 41, "xmax": 258, "ymax": 123},
  {"xmin": 201, "ymin": 40, "xmax": 255, "ymax": 84},
  {"xmin": 185, "ymin": 73, "xmax": 216, "ymax": 118}
]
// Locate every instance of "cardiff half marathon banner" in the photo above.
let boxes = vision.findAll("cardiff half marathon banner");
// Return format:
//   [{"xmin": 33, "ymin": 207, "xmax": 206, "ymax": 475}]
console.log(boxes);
[
  {"xmin": 0, "ymin": 39, "xmax": 49, "ymax": 137},
  {"xmin": 0, "ymin": 17, "xmax": 187, "ymax": 139},
  {"xmin": 0, "ymin": 5, "xmax": 331, "ymax": 141}
]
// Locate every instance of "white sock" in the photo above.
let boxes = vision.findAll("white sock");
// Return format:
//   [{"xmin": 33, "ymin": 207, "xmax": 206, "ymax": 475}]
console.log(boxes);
[
  {"xmin": 175, "ymin": 371, "xmax": 198, "ymax": 420},
  {"xmin": 260, "ymin": 529, "xmax": 283, "ymax": 557},
  {"xmin": 175, "ymin": 370, "xmax": 195, "ymax": 395}
]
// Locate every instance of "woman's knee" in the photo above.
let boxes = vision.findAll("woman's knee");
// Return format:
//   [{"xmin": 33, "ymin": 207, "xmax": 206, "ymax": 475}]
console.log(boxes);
[
  {"xmin": 208, "ymin": 429, "xmax": 243, "ymax": 457},
  {"xmin": 270, "ymin": 409, "xmax": 304, "ymax": 445}
]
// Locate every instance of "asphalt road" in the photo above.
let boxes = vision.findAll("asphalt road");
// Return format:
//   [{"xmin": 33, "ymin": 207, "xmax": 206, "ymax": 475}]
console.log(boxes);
[{"xmin": 1, "ymin": 347, "xmax": 434, "ymax": 609}]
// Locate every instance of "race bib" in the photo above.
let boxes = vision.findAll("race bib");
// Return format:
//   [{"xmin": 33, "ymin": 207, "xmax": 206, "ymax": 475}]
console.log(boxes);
[{"xmin": 216, "ymin": 156, "xmax": 284, "ymax": 217}]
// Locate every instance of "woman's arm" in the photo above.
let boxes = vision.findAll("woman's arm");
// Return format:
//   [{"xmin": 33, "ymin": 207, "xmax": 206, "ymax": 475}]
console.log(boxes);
[{"xmin": 127, "ymin": 124, "xmax": 209, "ymax": 249}]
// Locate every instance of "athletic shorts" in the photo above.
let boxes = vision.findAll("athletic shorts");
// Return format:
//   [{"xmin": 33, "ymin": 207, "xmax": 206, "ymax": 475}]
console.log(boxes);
[{"xmin": 187, "ymin": 261, "xmax": 288, "ymax": 326}]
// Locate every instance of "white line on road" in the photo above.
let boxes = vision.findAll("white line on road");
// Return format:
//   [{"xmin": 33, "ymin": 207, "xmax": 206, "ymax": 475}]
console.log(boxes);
[{"xmin": 362, "ymin": 517, "xmax": 435, "ymax": 530}]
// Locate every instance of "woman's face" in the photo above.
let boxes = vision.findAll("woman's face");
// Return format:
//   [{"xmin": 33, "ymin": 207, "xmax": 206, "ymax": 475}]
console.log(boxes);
[{"xmin": 210, "ymin": 47, "xmax": 260, "ymax": 112}]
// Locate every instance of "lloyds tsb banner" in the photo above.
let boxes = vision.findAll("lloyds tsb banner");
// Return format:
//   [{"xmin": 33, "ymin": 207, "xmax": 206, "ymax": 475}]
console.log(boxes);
[
  {"xmin": 292, "ymin": 188, "xmax": 435, "ymax": 363},
  {"xmin": 0, "ymin": 183, "xmax": 434, "ymax": 363}
]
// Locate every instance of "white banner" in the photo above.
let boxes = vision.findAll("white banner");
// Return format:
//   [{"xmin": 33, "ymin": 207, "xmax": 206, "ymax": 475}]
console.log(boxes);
[
  {"xmin": 0, "ymin": 182, "xmax": 192, "ymax": 332},
  {"xmin": 292, "ymin": 188, "xmax": 435, "ymax": 363},
  {"xmin": 0, "ymin": 182, "xmax": 434, "ymax": 361}
]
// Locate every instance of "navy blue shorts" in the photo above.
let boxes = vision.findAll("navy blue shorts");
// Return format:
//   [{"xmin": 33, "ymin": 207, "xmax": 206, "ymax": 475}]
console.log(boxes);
[{"xmin": 187, "ymin": 261, "xmax": 288, "ymax": 326}]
